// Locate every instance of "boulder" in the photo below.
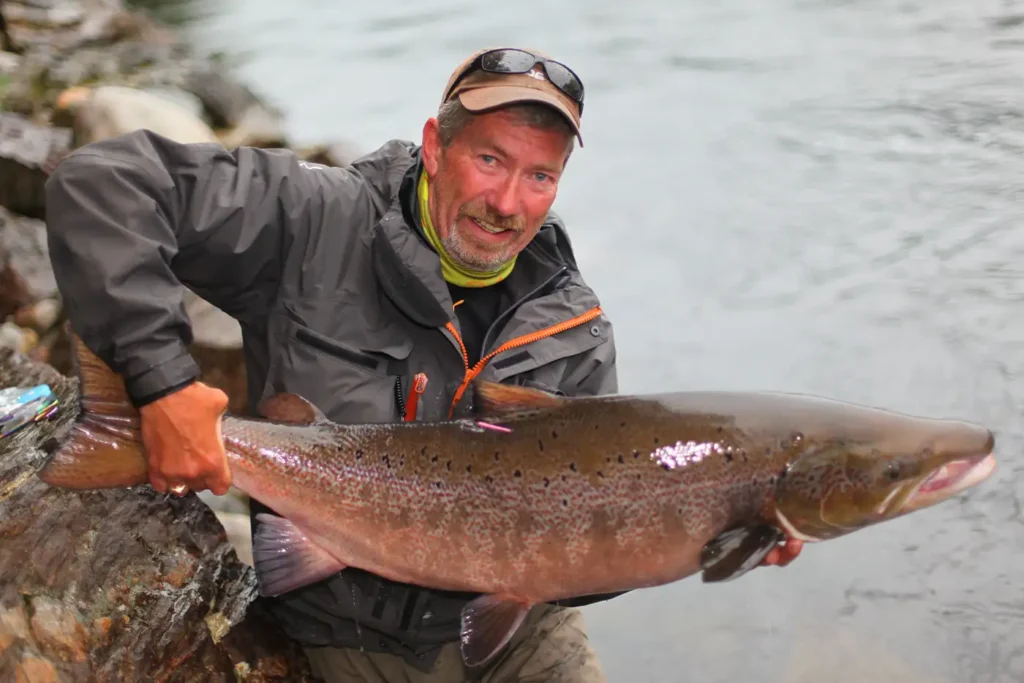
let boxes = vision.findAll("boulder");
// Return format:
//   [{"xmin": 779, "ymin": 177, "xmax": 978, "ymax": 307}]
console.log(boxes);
[{"xmin": 0, "ymin": 347, "xmax": 315, "ymax": 681}]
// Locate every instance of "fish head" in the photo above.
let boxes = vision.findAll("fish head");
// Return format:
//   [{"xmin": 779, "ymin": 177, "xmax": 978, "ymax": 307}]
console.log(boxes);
[{"xmin": 772, "ymin": 415, "xmax": 996, "ymax": 542}]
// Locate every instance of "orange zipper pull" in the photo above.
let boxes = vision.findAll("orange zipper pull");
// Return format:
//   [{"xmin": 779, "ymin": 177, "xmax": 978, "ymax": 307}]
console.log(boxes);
[{"xmin": 404, "ymin": 373, "xmax": 428, "ymax": 422}]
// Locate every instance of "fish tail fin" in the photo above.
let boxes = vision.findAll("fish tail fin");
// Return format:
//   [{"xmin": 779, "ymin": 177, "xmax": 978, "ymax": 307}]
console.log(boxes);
[{"xmin": 37, "ymin": 327, "xmax": 149, "ymax": 490}]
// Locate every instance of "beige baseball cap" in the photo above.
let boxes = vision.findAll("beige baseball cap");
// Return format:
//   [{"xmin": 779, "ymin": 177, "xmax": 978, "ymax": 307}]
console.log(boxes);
[{"xmin": 440, "ymin": 48, "xmax": 584, "ymax": 146}]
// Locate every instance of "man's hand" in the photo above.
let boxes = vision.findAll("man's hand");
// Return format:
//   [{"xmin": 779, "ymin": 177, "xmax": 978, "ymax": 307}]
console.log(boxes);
[
  {"xmin": 760, "ymin": 537, "xmax": 804, "ymax": 568},
  {"xmin": 139, "ymin": 381, "xmax": 232, "ymax": 496}
]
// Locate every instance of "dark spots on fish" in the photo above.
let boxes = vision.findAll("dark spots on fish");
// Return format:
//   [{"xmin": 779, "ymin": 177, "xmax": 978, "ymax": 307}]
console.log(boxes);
[
  {"xmin": 562, "ymin": 499, "xmax": 568, "ymax": 507},
  {"xmin": 636, "ymin": 474, "xmax": 642, "ymax": 481},
  {"xmin": 569, "ymin": 463, "xmax": 577, "ymax": 473},
  {"xmin": 466, "ymin": 464, "xmax": 472, "ymax": 474},
  {"xmin": 716, "ymin": 426, "xmax": 724, "ymax": 434},
  {"xmin": 446, "ymin": 460, "xmax": 452, "ymax": 472},
  {"xmin": 355, "ymin": 450, "xmax": 363, "ymax": 460},
  {"xmin": 494, "ymin": 451, "xmax": 500, "ymax": 461},
  {"xmin": 885, "ymin": 462, "xmax": 901, "ymax": 481},
  {"xmin": 659, "ymin": 462, "xmax": 672, "ymax": 471},
  {"xmin": 434, "ymin": 481, "xmax": 442, "ymax": 488},
  {"xmin": 538, "ymin": 440, "xmax": 545, "ymax": 452},
  {"xmin": 431, "ymin": 454, "xmax": 439, "ymax": 463},
  {"xmin": 654, "ymin": 437, "xmax": 660, "ymax": 445},
  {"xmin": 724, "ymin": 452, "xmax": 733, "ymax": 463},
  {"xmin": 561, "ymin": 475, "xmax": 567, "ymax": 482},
  {"xmin": 382, "ymin": 454, "xmax": 391, "ymax": 468},
  {"xmin": 543, "ymin": 477, "xmax": 550, "ymax": 488},
  {"xmin": 597, "ymin": 471, "xmax": 605, "ymax": 478},
  {"xmin": 633, "ymin": 450, "xmax": 640, "ymax": 459},
  {"xmin": 485, "ymin": 475, "xmax": 494, "ymax": 484},
  {"xmin": 514, "ymin": 469, "xmax": 522, "ymax": 478},
  {"xmin": 420, "ymin": 446, "xmax": 427, "ymax": 456},
  {"xmin": 552, "ymin": 429, "xmax": 559, "ymax": 439},
  {"xmin": 620, "ymin": 421, "xmax": 627, "ymax": 428},
  {"xmin": 399, "ymin": 456, "xmax": 405, "ymax": 467},
  {"xmin": 617, "ymin": 454, "xmax": 625, "ymax": 464},
  {"xmin": 765, "ymin": 447, "xmax": 773, "ymax": 456}
]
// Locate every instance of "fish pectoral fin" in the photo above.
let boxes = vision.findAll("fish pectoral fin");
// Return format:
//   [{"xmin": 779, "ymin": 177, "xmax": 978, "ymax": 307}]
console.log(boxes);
[
  {"xmin": 459, "ymin": 594, "xmax": 532, "ymax": 668},
  {"xmin": 255, "ymin": 393, "xmax": 327, "ymax": 425},
  {"xmin": 471, "ymin": 380, "xmax": 566, "ymax": 420},
  {"xmin": 252, "ymin": 513, "xmax": 346, "ymax": 596},
  {"xmin": 700, "ymin": 524, "xmax": 786, "ymax": 583}
]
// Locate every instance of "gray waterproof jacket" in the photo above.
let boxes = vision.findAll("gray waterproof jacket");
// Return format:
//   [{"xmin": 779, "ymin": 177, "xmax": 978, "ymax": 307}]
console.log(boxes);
[{"xmin": 44, "ymin": 130, "xmax": 619, "ymax": 670}]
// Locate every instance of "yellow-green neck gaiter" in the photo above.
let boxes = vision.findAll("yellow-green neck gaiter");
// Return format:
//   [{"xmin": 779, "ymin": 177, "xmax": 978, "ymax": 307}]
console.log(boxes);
[{"xmin": 417, "ymin": 170, "xmax": 516, "ymax": 288}]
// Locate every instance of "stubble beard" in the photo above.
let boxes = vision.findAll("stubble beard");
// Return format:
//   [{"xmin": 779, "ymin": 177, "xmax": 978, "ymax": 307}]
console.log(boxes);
[{"xmin": 440, "ymin": 221, "xmax": 517, "ymax": 273}]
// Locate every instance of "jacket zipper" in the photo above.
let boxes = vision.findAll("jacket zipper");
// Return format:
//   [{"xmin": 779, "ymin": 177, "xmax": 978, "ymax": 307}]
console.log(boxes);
[
  {"xmin": 445, "ymin": 305, "xmax": 604, "ymax": 418},
  {"xmin": 479, "ymin": 266, "xmax": 568, "ymax": 357}
]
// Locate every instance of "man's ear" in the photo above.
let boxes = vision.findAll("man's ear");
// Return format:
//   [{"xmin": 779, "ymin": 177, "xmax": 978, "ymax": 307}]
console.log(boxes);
[{"xmin": 421, "ymin": 118, "xmax": 442, "ymax": 177}]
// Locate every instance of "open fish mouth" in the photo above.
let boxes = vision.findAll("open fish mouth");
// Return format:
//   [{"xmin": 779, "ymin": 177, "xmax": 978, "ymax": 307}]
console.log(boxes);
[{"xmin": 906, "ymin": 453, "xmax": 996, "ymax": 509}]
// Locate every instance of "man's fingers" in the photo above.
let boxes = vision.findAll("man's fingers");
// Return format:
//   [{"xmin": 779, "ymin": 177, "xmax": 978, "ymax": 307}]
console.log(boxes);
[
  {"xmin": 759, "ymin": 538, "xmax": 805, "ymax": 567},
  {"xmin": 150, "ymin": 473, "xmax": 169, "ymax": 494}
]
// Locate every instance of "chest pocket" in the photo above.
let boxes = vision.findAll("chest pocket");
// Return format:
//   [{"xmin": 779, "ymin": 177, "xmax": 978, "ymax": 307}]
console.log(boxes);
[{"xmin": 270, "ymin": 298, "xmax": 414, "ymax": 424}]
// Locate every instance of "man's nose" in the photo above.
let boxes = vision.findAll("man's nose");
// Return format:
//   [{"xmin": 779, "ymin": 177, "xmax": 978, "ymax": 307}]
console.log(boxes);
[{"xmin": 489, "ymin": 176, "xmax": 521, "ymax": 217}]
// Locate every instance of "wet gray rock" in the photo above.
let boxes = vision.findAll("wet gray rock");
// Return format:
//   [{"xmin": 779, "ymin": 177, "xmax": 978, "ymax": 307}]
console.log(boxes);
[
  {"xmin": 0, "ymin": 207, "xmax": 58, "ymax": 320},
  {"xmin": 0, "ymin": 113, "xmax": 73, "ymax": 218},
  {"xmin": 184, "ymin": 64, "xmax": 290, "ymax": 148},
  {"xmin": 0, "ymin": 347, "xmax": 316, "ymax": 682}
]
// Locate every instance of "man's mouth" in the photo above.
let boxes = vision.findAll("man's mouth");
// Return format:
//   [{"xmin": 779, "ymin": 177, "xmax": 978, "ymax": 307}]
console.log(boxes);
[{"xmin": 470, "ymin": 217, "xmax": 511, "ymax": 235}]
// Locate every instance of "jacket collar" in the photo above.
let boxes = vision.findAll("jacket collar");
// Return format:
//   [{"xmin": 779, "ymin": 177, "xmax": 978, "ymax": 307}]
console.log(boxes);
[{"xmin": 371, "ymin": 145, "xmax": 570, "ymax": 329}]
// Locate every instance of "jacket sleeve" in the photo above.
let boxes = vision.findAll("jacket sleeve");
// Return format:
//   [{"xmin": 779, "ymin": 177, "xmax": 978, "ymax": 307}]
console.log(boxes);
[{"xmin": 44, "ymin": 129, "xmax": 356, "ymax": 406}]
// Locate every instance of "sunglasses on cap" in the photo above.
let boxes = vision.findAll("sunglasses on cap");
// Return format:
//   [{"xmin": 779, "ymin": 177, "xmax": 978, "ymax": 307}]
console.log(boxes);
[{"xmin": 445, "ymin": 48, "xmax": 586, "ymax": 114}]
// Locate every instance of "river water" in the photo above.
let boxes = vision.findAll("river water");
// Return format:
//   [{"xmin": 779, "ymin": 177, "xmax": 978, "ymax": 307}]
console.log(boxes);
[{"xmin": 169, "ymin": 1, "xmax": 1024, "ymax": 680}]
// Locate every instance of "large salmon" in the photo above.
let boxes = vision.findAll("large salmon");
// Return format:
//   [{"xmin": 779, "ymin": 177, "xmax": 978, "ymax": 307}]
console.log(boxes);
[{"xmin": 38, "ymin": 332, "xmax": 997, "ymax": 667}]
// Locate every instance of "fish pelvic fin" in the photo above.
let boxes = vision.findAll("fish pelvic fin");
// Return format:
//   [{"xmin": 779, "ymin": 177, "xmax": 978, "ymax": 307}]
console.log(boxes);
[
  {"xmin": 471, "ymin": 380, "xmax": 566, "ymax": 421},
  {"xmin": 460, "ymin": 594, "xmax": 532, "ymax": 668},
  {"xmin": 252, "ymin": 513, "xmax": 346, "ymax": 596},
  {"xmin": 256, "ymin": 392, "xmax": 327, "ymax": 425},
  {"xmin": 699, "ymin": 524, "xmax": 786, "ymax": 583},
  {"xmin": 37, "ymin": 328, "xmax": 149, "ymax": 490}
]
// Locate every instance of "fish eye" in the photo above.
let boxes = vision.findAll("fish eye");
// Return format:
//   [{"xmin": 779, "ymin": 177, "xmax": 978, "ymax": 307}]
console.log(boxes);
[{"xmin": 884, "ymin": 461, "xmax": 902, "ymax": 481}]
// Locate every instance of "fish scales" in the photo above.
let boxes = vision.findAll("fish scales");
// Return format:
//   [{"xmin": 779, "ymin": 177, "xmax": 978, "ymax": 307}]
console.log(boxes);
[{"xmin": 219, "ymin": 396, "xmax": 799, "ymax": 601}]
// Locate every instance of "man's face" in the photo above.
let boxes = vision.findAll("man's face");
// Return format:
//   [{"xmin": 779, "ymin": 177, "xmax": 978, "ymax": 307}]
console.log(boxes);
[{"xmin": 421, "ymin": 108, "xmax": 571, "ymax": 272}]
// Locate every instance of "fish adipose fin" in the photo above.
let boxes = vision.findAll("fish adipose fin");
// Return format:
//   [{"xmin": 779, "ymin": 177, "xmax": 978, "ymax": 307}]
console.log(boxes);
[
  {"xmin": 253, "ymin": 513, "xmax": 346, "ymax": 596},
  {"xmin": 256, "ymin": 393, "xmax": 327, "ymax": 425},
  {"xmin": 460, "ymin": 594, "xmax": 532, "ymax": 668},
  {"xmin": 700, "ymin": 524, "xmax": 786, "ymax": 583}
]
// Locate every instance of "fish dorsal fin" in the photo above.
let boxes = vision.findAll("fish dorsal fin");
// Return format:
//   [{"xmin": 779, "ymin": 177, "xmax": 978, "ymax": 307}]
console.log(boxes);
[
  {"xmin": 471, "ymin": 380, "xmax": 565, "ymax": 420},
  {"xmin": 256, "ymin": 393, "xmax": 327, "ymax": 425}
]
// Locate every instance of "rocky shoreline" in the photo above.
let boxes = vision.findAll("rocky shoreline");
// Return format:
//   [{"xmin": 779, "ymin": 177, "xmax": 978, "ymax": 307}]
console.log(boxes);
[{"xmin": 0, "ymin": 1, "xmax": 360, "ymax": 679}]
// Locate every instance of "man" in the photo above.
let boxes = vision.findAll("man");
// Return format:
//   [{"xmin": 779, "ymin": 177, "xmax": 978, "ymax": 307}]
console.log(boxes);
[{"xmin": 44, "ymin": 47, "xmax": 801, "ymax": 682}]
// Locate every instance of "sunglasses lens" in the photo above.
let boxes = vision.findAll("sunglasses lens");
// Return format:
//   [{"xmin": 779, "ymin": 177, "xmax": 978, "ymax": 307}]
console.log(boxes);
[
  {"xmin": 480, "ymin": 49, "xmax": 536, "ymax": 73},
  {"xmin": 544, "ymin": 62, "xmax": 584, "ymax": 102}
]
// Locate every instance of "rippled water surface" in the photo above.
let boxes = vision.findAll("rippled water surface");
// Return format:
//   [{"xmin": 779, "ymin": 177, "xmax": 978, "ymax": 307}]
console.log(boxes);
[{"xmin": 177, "ymin": 1, "xmax": 1024, "ymax": 680}]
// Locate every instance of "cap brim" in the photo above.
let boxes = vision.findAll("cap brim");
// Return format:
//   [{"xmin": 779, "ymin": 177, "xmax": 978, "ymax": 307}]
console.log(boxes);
[{"xmin": 458, "ymin": 86, "xmax": 583, "ymax": 146}]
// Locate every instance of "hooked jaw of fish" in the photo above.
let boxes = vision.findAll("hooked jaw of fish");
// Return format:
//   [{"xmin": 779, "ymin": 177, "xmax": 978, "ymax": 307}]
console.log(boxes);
[{"xmin": 771, "ymin": 424, "xmax": 997, "ymax": 544}]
